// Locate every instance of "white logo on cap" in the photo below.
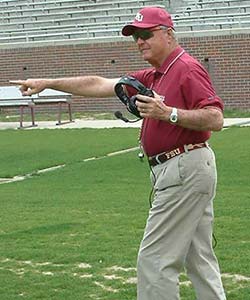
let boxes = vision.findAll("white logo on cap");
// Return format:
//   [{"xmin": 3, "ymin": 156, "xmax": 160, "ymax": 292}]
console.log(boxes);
[{"xmin": 135, "ymin": 12, "xmax": 143, "ymax": 22}]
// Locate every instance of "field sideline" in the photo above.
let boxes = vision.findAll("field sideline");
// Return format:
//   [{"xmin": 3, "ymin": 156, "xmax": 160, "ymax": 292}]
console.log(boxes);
[{"xmin": 1, "ymin": 116, "xmax": 250, "ymax": 130}]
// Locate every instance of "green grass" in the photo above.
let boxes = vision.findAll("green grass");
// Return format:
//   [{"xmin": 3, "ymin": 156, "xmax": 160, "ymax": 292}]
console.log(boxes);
[
  {"xmin": 223, "ymin": 108, "xmax": 250, "ymax": 118},
  {"xmin": 0, "ymin": 128, "xmax": 138, "ymax": 177},
  {"xmin": 0, "ymin": 127, "xmax": 250, "ymax": 299},
  {"xmin": 0, "ymin": 111, "xmax": 127, "ymax": 122}
]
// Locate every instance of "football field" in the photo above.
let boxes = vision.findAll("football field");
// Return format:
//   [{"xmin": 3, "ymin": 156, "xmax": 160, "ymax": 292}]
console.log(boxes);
[{"xmin": 0, "ymin": 127, "xmax": 249, "ymax": 299}]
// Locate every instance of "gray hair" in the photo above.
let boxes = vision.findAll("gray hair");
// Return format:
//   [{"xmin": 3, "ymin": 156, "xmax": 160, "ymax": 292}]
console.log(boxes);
[{"xmin": 159, "ymin": 26, "xmax": 178, "ymax": 42}]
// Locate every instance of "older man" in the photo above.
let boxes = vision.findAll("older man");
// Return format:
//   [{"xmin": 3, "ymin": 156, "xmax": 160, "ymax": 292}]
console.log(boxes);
[{"xmin": 11, "ymin": 6, "xmax": 226, "ymax": 300}]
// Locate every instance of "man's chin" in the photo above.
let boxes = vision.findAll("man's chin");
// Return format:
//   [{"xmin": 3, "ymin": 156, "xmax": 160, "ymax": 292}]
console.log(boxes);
[{"xmin": 141, "ymin": 52, "xmax": 151, "ymax": 62}]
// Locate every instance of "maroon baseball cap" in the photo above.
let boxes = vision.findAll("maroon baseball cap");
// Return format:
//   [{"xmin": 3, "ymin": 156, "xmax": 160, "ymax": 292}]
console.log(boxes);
[{"xmin": 122, "ymin": 6, "xmax": 174, "ymax": 36}]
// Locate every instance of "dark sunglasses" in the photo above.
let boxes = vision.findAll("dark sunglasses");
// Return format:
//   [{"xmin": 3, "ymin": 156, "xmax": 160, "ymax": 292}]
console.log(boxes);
[{"xmin": 132, "ymin": 27, "xmax": 163, "ymax": 42}]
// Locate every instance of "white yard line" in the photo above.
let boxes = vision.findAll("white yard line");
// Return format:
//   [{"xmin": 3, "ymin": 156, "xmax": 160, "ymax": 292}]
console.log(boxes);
[
  {"xmin": 0, "ymin": 165, "xmax": 65, "ymax": 185},
  {"xmin": 0, "ymin": 147, "xmax": 139, "ymax": 185}
]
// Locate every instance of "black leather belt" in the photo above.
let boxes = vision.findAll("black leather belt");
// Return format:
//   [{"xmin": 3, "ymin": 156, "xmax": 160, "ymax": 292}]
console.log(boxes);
[{"xmin": 148, "ymin": 142, "xmax": 208, "ymax": 166}]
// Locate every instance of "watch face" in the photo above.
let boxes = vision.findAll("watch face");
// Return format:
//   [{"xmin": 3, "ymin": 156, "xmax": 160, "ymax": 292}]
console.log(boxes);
[
  {"xmin": 170, "ymin": 108, "xmax": 178, "ymax": 123},
  {"xmin": 170, "ymin": 115, "xmax": 178, "ymax": 123}
]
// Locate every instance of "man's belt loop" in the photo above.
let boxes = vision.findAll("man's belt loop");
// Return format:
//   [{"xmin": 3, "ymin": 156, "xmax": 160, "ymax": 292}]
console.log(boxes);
[
  {"xmin": 155, "ymin": 155, "xmax": 162, "ymax": 165},
  {"xmin": 184, "ymin": 144, "xmax": 189, "ymax": 153}
]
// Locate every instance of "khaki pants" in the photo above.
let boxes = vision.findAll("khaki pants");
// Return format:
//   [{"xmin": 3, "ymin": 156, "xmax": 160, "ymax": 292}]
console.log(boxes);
[{"xmin": 137, "ymin": 147, "xmax": 226, "ymax": 300}]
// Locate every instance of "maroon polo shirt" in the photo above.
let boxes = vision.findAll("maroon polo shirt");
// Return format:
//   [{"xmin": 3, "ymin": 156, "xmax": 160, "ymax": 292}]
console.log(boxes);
[{"xmin": 128, "ymin": 46, "xmax": 224, "ymax": 157}]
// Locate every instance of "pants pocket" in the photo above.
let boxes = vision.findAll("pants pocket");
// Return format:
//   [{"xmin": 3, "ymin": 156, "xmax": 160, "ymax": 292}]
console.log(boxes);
[
  {"xmin": 193, "ymin": 158, "xmax": 216, "ymax": 195},
  {"xmin": 180, "ymin": 148, "xmax": 217, "ymax": 195},
  {"xmin": 151, "ymin": 156, "xmax": 183, "ymax": 191}
]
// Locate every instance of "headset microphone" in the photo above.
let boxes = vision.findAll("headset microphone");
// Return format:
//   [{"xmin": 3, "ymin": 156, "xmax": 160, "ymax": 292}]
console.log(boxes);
[
  {"xmin": 114, "ymin": 111, "xmax": 129, "ymax": 122},
  {"xmin": 114, "ymin": 111, "xmax": 141, "ymax": 123}
]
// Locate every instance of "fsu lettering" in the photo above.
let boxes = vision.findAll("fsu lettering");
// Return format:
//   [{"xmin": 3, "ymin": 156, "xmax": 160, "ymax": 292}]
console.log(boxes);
[{"xmin": 165, "ymin": 148, "xmax": 181, "ymax": 160}]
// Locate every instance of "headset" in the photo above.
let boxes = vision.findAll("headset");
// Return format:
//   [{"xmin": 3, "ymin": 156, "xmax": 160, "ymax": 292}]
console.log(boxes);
[{"xmin": 114, "ymin": 75, "xmax": 154, "ymax": 120}]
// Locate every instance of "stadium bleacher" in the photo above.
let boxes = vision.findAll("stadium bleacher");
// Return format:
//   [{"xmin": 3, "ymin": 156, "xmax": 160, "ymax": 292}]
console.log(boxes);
[
  {"xmin": 174, "ymin": 0, "xmax": 250, "ymax": 31},
  {"xmin": 0, "ymin": 0, "xmax": 249, "ymax": 46},
  {"xmin": 183, "ymin": 0, "xmax": 250, "ymax": 8},
  {"xmin": 0, "ymin": 0, "xmax": 166, "ymax": 45}
]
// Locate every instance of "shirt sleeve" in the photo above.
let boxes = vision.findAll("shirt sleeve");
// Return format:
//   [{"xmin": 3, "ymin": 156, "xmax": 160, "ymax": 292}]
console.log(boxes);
[{"xmin": 181, "ymin": 68, "xmax": 224, "ymax": 111}]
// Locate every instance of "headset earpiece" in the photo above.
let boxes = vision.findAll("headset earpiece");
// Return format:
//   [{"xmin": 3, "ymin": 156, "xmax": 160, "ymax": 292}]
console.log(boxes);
[{"xmin": 114, "ymin": 76, "xmax": 154, "ymax": 118}]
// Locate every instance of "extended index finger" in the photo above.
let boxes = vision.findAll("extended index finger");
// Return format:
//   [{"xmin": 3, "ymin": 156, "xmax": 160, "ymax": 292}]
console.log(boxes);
[
  {"xmin": 9, "ymin": 80, "xmax": 26, "ymax": 85},
  {"xmin": 9, "ymin": 80, "xmax": 31, "ymax": 95}
]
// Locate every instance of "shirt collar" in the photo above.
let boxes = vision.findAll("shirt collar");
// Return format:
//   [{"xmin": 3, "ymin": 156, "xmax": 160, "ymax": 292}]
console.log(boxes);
[{"xmin": 155, "ymin": 46, "xmax": 184, "ymax": 74}]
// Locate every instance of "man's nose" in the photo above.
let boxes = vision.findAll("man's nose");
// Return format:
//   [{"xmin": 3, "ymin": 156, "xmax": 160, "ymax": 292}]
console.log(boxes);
[{"xmin": 136, "ymin": 37, "xmax": 145, "ymax": 44}]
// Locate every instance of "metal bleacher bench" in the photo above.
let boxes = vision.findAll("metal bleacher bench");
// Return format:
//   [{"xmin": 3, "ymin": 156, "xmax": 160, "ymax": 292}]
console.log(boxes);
[
  {"xmin": 0, "ymin": 86, "xmax": 73, "ymax": 128},
  {"xmin": 35, "ymin": 88, "xmax": 73, "ymax": 125},
  {"xmin": 0, "ymin": 86, "xmax": 36, "ymax": 128}
]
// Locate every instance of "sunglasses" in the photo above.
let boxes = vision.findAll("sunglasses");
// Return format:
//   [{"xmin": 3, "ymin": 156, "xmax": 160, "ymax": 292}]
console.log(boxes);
[{"xmin": 132, "ymin": 27, "xmax": 164, "ymax": 42}]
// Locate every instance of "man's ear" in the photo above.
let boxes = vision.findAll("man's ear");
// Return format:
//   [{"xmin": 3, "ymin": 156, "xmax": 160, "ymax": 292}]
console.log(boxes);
[{"xmin": 167, "ymin": 28, "xmax": 174, "ymax": 37}]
